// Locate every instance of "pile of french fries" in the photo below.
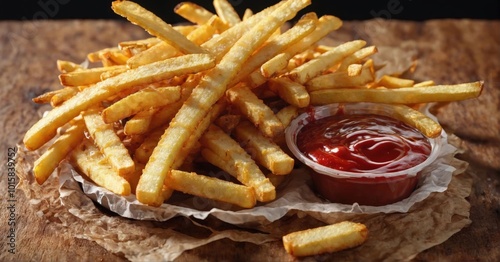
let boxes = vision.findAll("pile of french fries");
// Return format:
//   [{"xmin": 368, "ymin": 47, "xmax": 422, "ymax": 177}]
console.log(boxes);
[
  {"xmin": 24, "ymin": 0, "xmax": 483, "ymax": 257},
  {"xmin": 26, "ymin": 0, "xmax": 482, "ymax": 207}
]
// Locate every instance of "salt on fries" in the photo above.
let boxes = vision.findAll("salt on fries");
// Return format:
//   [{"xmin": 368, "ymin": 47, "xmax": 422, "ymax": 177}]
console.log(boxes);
[{"xmin": 25, "ymin": 0, "xmax": 482, "ymax": 256}]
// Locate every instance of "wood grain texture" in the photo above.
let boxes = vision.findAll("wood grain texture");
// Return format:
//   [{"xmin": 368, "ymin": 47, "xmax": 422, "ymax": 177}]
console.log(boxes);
[{"xmin": 0, "ymin": 19, "xmax": 499, "ymax": 261}]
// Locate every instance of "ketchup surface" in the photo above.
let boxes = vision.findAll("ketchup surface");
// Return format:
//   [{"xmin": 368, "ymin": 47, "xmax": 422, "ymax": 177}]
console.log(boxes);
[{"xmin": 296, "ymin": 114, "xmax": 431, "ymax": 173}]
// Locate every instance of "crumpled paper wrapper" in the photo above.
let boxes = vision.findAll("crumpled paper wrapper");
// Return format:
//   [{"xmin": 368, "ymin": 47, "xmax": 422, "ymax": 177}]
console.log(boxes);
[{"xmin": 17, "ymin": 130, "xmax": 471, "ymax": 261}]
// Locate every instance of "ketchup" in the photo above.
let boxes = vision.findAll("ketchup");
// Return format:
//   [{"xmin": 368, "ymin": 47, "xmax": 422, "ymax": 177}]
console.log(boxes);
[{"xmin": 296, "ymin": 114, "xmax": 431, "ymax": 173}]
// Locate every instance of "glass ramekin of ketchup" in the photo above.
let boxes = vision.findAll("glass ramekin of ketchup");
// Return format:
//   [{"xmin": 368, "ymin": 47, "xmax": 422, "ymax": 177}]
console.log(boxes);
[{"xmin": 285, "ymin": 103, "xmax": 442, "ymax": 206}]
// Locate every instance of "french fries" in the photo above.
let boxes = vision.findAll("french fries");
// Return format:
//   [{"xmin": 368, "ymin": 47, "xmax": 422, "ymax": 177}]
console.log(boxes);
[
  {"xmin": 25, "ymin": 0, "xmax": 483, "ymax": 229},
  {"xmin": 23, "ymin": 53, "xmax": 214, "ymax": 150}
]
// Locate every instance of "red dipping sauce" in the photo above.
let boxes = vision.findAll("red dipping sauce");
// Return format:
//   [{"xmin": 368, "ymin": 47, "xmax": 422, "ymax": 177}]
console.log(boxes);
[
  {"xmin": 296, "ymin": 114, "xmax": 431, "ymax": 173},
  {"xmin": 285, "ymin": 103, "xmax": 441, "ymax": 206}
]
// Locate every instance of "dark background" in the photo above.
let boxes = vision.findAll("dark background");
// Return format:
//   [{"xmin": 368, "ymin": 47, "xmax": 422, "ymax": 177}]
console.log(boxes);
[{"xmin": 2, "ymin": 0, "xmax": 499, "ymax": 23}]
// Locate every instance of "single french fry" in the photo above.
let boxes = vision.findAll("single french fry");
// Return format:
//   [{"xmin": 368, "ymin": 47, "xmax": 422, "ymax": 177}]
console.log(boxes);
[
  {"xmin": 268, "ymin": 77, "xmax": 310, "ymax": 108},
  {"xmin": 226, "ymin": 84, "xmax": 284, "ymax": 138},
  {"xmin": 377, "ymin": 75, "xmax": 415, "ymax": 88},
  {"xmin": 166, "ymin": 170, "xmax": 256, "ymax": 209},
  {"xmin": 118, "ymin": 37, "xmax": 160, "ymax": 50},
  {"xmin": 174, "ymin": 2, "xmax": 215, "ymax": 25},
  {"xmin": 200, "ymin": 125, "xmax": 276, "ymax": 202},
  {"xmin": 261, "ymin": 52, "xmax": 289, "ymax": 78},
  {"xmin": 242, "ymin": 8, "xmax": 253, "ymax": 21},
  {"xmin": 23, "ymin": 53, "xmax": 214, "ymax": 151},
  {"xmin": 123, "ymin": 108, "xmax": 158, "ymax": 135},
  {"xmin": 234, "ymin": 121, "xmax": 294, "ymax": 175},
  {"xmin": 112, "ymin": 0, "xmax": 207, "ymax": 55},
  {"xmin": 213, "ymin": 0, "xmax": 241, "ymax": 26},
  {"xmin": 310, "ymin": 81, "xmax": 484, "ymax": 105},
  {"xmin": 282, "ymin": 221, "xmax": 368, "ymax": 257},
  {"xmin": 33, "ymin": 120, "xmax": 86, "ymax": 184},
  {"xmin": 57, "ymin": 60, "xmax": 83, "ymax": 73},
  {"xmin": 413, "ymin": 80, "xmax": 436, "ymax": 87},
  {"xmin": 287, "ymin": 40, "xmax": 366, "ymax": 84},
  {"xmin": 276, "ymin": 105, "xmax": 299, "ymax": 128},
  {"xmin": 32, "ymin": 89, "xmax": 60, "ymax": 104},
  {"xmin": 59, "ymin": 65, "xmax": 127, "ymax": 87},
  {"xmin": 100, "ymin": 66, "xmax": 129, "ymax": 81},
  {"xmin": 136, "ymin": 0, "xmax": 310, "ymax": 206},
  {"xmin": 83, "ymin": 107, "xmax": 135, "ymax": 176},
  {"xmin": 389, "ymin": 104, "xmax": 443, "ymax": 138},
  {"xmin": 71, "ymin": 139, "xmax": 131, "ymax": 196},
  {"xmin": 347, "ymin": 63, "xmax": 363, "ymax": 77},
  {"xmin": 102, "ymin": 86, "xmax": 181, "ymax": 123}
]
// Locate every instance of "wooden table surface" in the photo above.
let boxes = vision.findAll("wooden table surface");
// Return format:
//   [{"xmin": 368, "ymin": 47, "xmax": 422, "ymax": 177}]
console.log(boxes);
[{"xmin": 1, "ymin": 18, "xmax": 499, "ymax": 261}]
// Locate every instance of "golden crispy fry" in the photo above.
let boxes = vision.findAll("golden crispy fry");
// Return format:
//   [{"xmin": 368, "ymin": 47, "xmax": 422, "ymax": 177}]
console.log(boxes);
[
  {"xmin": 174, "ymin": 2, "xmax": 215, "ymax": 25},
  {"xmin": 102, "ymin": 86, "xmax": 181, "ymax": 123},
  {"xmin": 287, "ymin": 40, "xmax": 366, "ymax": 84},
  {"xmin": 32, "ymin": 89, "xmax": 60, "ymax": 104},
  {"xmin": 23, "ymin": 54, "xmax": 214, "ymax": 150},
  {"xmin": 268, "ymin": 77, "xmax": 310, "ymax": 108},
  {"xmin": 310, "ymin": 81, "xmax": 484, "ymax": 105},
  {"xmin": 306, "ymin": 59, "xmax": 375, "ymax": 91},
  {"xmin": 123, "ymin": 108, "xmax": 158, "ymax": 135},
  {"xmin": 276, "ymin": 105, "xmax": 299, "ymax": 128},
  {"xmin": 347, "ymin": 63, "xmax": 363, "ymax": 77},
  {"xmin": 59, "ymin": 65, "xmax": 126, "ymax": 87},
  {"xmin": 56, "ymin": 60, "xmax": 83, "ymax": 73},
  {"xmin": 234, "ymin": 121, "xmax": 295, "ymax": 175},
  {"xmin": 377, "ymin": 75, "xmax": 415, "ymax": 88},
  {"xmin": 226, "ymin": 84, "xmax": 284, "ymax": 138},
  {"xmin": 118, "ymin": 37, "xmax": 160, "ymax": 50},
  {"xmin": 49, "ymin": 86, "xmax": 79, "ymax": 107},
  {"xmin": 260, "ymin": 52, "xmax": 289, "ymax": 78},
  {"xmin": 166, "ymin": 170, "xmax": 256, "ymax": 209},
  {"xmin": 71, "ymin": 139, "xmax": 131, "ymax": 196},
  {"xmin": 242, "ymin": 8, "xmax": 253, "ymax": 21},
  {"xmin": 136, "ymin": 0, "xmax": 310, "ymax": 206},
  {"xmin": 413, "ymin": 80, "xmax": 436, "ymax": 87},
  {"xmin": 100, "ymin": 66, "xmax": 129, "ymax": 81},
  {"xmin": 213, "ymin": 0, "xmax": 241, "ymax": 26},
  {"xmin": 283, "ymin": 221, "xmax": 368, "ymax": 257},
  {"xmin": 200, "ymin": 125, "xmax": 276, "ymax": 202},
  {"xmin": 389, "ymin": 104, "xmax": 443, "ymax": 138},
  {"xmin": 112, "ymin": 0, "xmax": 206, "ymax": 55},
  {"xmin": 83, "ymin": 108, "xmax": 135, "ymax": 176},
  {"xmin": 33, "ymin": 120, "xmax": 85, "ymax": 184}
]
